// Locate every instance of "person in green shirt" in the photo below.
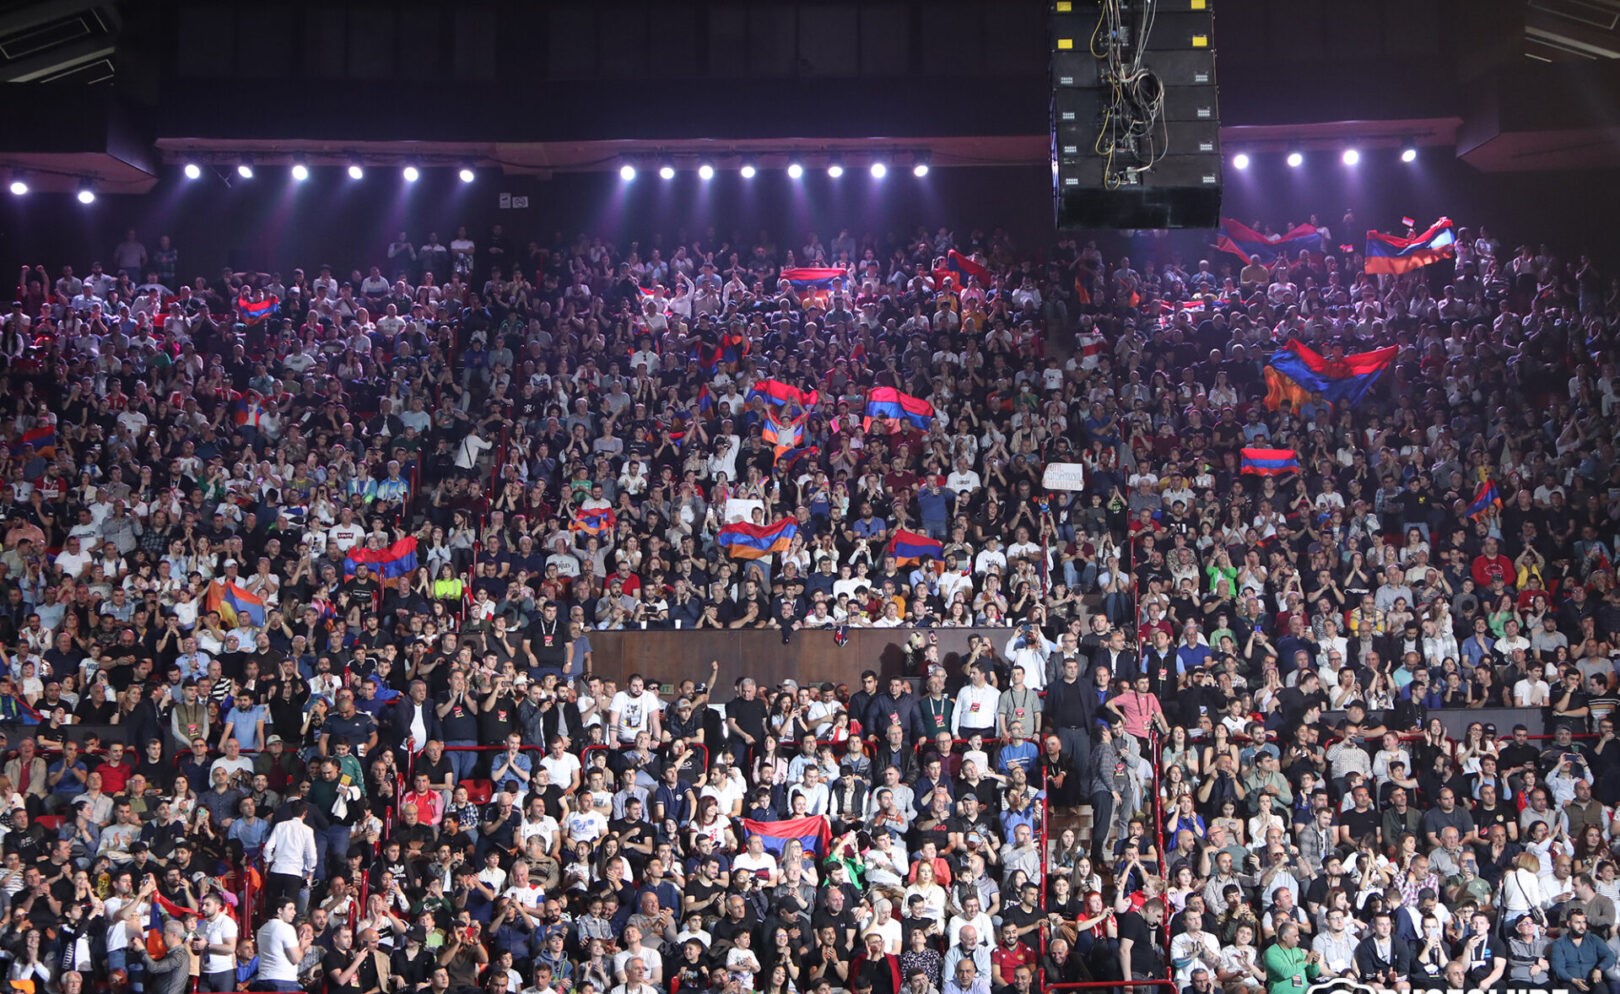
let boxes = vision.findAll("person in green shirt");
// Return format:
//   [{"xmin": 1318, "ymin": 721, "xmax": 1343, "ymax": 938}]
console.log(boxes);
[{"xmin": 1261, "ymin": 921, "xmax": 1322, "ymax": 994}]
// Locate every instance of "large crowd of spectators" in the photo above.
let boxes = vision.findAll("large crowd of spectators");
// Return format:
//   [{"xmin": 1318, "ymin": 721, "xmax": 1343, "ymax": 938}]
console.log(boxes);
[{"xmin": 0, "ymin": 210, "xmax": 1617, "ymax": 994}]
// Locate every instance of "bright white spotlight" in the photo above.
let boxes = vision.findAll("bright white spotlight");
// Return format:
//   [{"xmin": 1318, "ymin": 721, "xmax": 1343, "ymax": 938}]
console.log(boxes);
[
  {"xmin": 183, "ymin": 163, "xmax": 201, "ymax": 180},
  {"xmin": 786, "ymin": 162, "xmax": 804, "ymax": 179},
  {"xmin": 76, "ymin": 179, "xmax": 96, "ymax": 204},
  {"xmin": 458, "ymin": 167, "xmax": 475, "ymax": 183},
  {"xmin": 658, "ymin": 164, "xmax": 676, "ymax": 180},
  {"xmin": 619, "ymin": 164, "xmax": 636, "ymax": 181},
  {"xmin": 8, "ymin": 177, "xmax": 27, "ymax": 196},
  {"xmin": 827, "ymin": 162, "xmax": 844, "ymax": 178},
  {"xmin": 912, "ymin": 162, "xmax": 929, "ymax": 177},
  {"xmin": 1285, "ymin": 152, "xmax": 1303, "ymax": 168},
  {"xmin": 1232, "ymin": 153, "xmax": 1250, "ymax": 170},
  {"xmin": 402, "ymin": 165, "xmax": 420, "ymax": 183},
  {"xmin": 739, "ymin": 163, "xmax": 757, "ymax": 178},
  {"xmin": 870, "ymin": 162, "xmax": 887, "ymax": 179},
  {"xmin": 1341, "ymin": 148, "xmax": 1360, "ymax": 166},
  {"xmin": 236, "ymin": 162, "xmax": 254, "ymax": 179},
  {"xmin": 291, "ymin": 162, "xmax": 309, "ymax": 182},
  {"xmin": 1401, "ymin": 146, "xmax": 1418, "ymax": 163},
  {"xmin": 697, "ymin": 163, "xmax": 715, "ymax": 181}
]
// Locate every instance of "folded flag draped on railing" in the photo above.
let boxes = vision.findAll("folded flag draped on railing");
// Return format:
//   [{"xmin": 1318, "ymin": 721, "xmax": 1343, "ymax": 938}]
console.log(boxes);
[
  {"xmin": 1214, "ymin": 218, "xmax": 1326, "ymax": 265},
  {"xmin": 864, "ymin": 387, "xmax": 935, "ymax": 432},
  {"xmin": 933, "ymin": 249, "xmax": 992, "ymax": 286},
  {"xmin": 1263, "ymin": 339, "xmax": 1397, "ymax": 411},
  {"xmin": 1467, "ymin": 479, "xmax": 1502, "ymax": 520},
  {"xmin": 236, "ymin": 293, "xmax": 280, "ymax": 325},
  {"xmin": 205, "ymin": 580, "xmax": 266, "ymax": 628},
  {"xmin": 717, "ymin": 518, "xmax": 798, "ymax": 560},
  {"xmin": 20, "ymin": 425, "xmax": 55, "ymax": 455},
  {"xmin": 748, "ymin": 378, "xmax": 819, "ymax": 410},
  {"xmin": 569, "ymin": 507, "xmax": 617, "ymax": 537},
  {"xmin": 762, "ymin": 414, "xmax": 806, "ymax": 462},
  {"xmin": 739, "ymin": 815, "xmax": 832, "ymax": 856},
  {"xmin": 1364, "ymin": 217, "xmax": 1456, "ymax": 275},
  {"xmin": 343, "ymin": 536, "xmax": 420, "ymax": 578},
  {"xmin": 889, "ymin": 528, "xmax": 944, "ymax": 565},
  {"xmin": 779, "ymin": 267, "xmax": 847, "ymax": 291},
  {"xmin": 1241, "ymin": 448, "xmax": 1300, "ymax": 476}
]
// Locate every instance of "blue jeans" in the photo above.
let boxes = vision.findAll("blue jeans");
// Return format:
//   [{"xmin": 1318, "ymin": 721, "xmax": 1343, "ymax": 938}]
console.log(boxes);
[
  {"xmin": 445, "ymin": 739, "xmax": 479, "ymax": 780},
  {"xmin": 315, "ymin": 825, "xmax": 350, "ymax": 881}
]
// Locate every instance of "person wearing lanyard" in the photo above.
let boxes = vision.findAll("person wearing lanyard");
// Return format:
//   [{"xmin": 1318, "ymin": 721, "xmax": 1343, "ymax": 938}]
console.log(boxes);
[{"xmin": 1261, "ymin": 921, "xmax": 1320, "ymax": 994}]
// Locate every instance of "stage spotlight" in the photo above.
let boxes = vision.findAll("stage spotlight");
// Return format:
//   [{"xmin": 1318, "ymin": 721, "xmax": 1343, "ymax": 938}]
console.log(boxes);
[
  {"xmin": 402, "ymin": 165, "xmax": 420, "ymax": 183},
  {"xmin": 786, "ymin": 162, "xmax": 804, "ymax": 179},
  {"xmin": 1285, "ymin": 152, "xmax": 1303, "ymax": 168},
  {"xmin": 1342, "ymin": 148, "xmax": 1360, "ymax": 166},
  {"xmin": 870, "ymin": 162, "xmax": 887, "ymax": 179},
  {"xmin": 76, "ymin": 178, "xmax": 97, "ymax": 204},
  {"xmin": 458, "ymin": 167, "xmax": 476, "ymax": 183},
  {"xmin": 291, "ymin": 159, "xmax": 310, "ymax": 182},
  {"xmin": 8, "ymin": 174, "xmax": 27, "ymax": 196},
  {"xmin": 1231, "ymin": 153, "xmax": 1250, "ymax": 170},
  {"xmin": 827, "ymin": 160, "xmax": 844, "ymax": 178},
  {"xmin": 347, "ymin": 164, "xmax": 364, "ymax": 180},
  {"xmin": 619, "ymin": 164, "xmax": 637, "ymax": 181},
  {"xmin": 236, "ymin": 161, "xmax": 254, "ymax": 179},
  {"xmin": 912, "ymin": 162, "xmax": 929, "ymax": 177},
  {"xmin": 658, "ymin": 163, "xmax": 676, "ymax": 180},
  {"xmin": 1401, "ymin": 146, "xmax": 1418, "ymax": 163},
  {"xmin": 183, "ymin": 162, "xmax": 202, "ymax": 180},
  {"xmin": 698, "ymin": 163, "xmax": 715, "ymax": 181},
  {"xmin": 739, "ymin": 162, "xmax": 757, "ymax": 178}
]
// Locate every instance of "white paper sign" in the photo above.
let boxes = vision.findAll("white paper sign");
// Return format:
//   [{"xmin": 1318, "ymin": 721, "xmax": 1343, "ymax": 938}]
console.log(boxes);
[
  {"xmin": 723, "ymin": 498, "xmax": 764, "ymax": 524},
  {"xmin": 1042, "ymin": 462, "xmax": 1086, "ymax": 492}
]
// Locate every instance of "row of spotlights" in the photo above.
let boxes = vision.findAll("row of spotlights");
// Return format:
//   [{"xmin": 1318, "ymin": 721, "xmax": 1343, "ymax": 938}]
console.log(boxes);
[
  {"xmin": 1233, "ymin": 147, "xmax": 1420, "ymax": 171},
  {"xmin": 183, "ymin": 162, "xmax": 476, "ymax": 183},
  {"xmin": 623, "ymin": 161, "xmax": 930, "ymax": 179},
  {"xmin": 8, "ymin": 174, "xmax": 96, "ymax": 200}
]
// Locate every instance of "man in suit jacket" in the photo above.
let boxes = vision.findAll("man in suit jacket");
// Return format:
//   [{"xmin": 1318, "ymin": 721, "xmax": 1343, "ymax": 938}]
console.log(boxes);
[
  {"xmin": 1352, "ymin": 912, "xmax": 1413, "ymax": 989},
  {"xmin": 384, "ymin": 679, "xmax": 443, "ymax": 760},
  {"xmin": 3, "ymin": 736, "xmax": 49, "ymax": 812}
]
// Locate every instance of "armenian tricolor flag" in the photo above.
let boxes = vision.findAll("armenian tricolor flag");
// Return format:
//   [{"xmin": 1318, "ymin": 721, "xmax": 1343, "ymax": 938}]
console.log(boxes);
[
  {"xmin": 762, "ymin": 413, "xmax": 806, "ymax": 462},
  {"xmin": 779, "ymin": 267, "xmax": 847, "ymax": 291},
  {"xmin": 236, "ymin": 293, "xmax": 280, "ymax": 325},
  {"xmin": 864, "ymin": 387, "xmax": 934, "ymax": 432},
  {"xmin": 748, "ymin": 379, "xmax": 819, "ymax": 411},
  {"xmin": 1364, "ymin": 217, "xmax": 1456, "ymax": 275},
  {"xmin": 936, "ymin": 249, "xmax": 991, "ymax": 286},
  {"xmin": 343, "ymin": 536, "xmax": 420, "ymax": 578},
  {"xmin": 739, "ymin": 815, "xmax": 832, "ymax": 856},
  {"xmin": 1240, "ymin": 448, "xmax": 1300, "ymax": 476},
  {"xmin": 888, "ymin": 528, "xmax": 944, "ymax": 566},
  {"xmin": 717, "ymin": 518, "xmax": 798, "ymax": 560},
  {"xmin": 232, "ymin": 394, "xmax": 266, "ymax": 429},
  {"xmin": 1467, "ymin": 479, "xmax": 1502, "ymax": 520},
  {"xmin": 777, "ymin": 445, "xmax": 819, "ymax": 476},
  {"xmin": 205, "ymin": 580, "xmax": 266, "ymax": 628},
  {"xmin": 20, "ymin": 425, "xmax": 55, "ymax": 456},
  {"xmin": 1214, "ymin": 218, "xmax": 1326, "ymax": 265},
  {"xmin": 1263, "ymin": 339, "xmax": 1397, "ymax": 412},
  {"xmin": 569, "ymin": 507, "xmax": 618, "ymax": 537}
]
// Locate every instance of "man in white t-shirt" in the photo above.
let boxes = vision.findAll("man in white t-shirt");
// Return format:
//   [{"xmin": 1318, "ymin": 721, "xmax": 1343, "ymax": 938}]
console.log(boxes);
[
  {"xmin": 609, "ymin": 675, "xmax": 662, "ymax": 745},
  {"xmin": 256, "ymin": 897, "xmax": 310, "ymax": 991},
  {"xmin": 539, "ymin": 736, "xmax": 583, "ymax": 794},
  {"xmin": 196, "ymin": 892, "xmax": 240, "ymax": 992}
]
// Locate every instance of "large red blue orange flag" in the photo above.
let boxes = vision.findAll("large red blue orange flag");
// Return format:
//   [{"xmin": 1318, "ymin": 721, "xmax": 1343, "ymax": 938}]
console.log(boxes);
[
  {"xmin": 864, "ymin": 387, "xmax": 934, "ymax": 431},
  {"xmin": 1214, "ymin": 219, "xmax": 1326, "ymax": 265},
  {"xmin": 889, "ymin": 528, "xmax": 944, "ymax": 565},
  {"xmin": 1263, "ymin": 339, "xmax": 1397, "ymax": 411},
  {"xmin": 778, "ymin": 267, "xmax": 847, "ymax": 290},
  {"xmin": 1364, "ymin": 217, "xmax": 1456, "ymax": 275},
  {"xmin": 717, "ymin": 518, "xmax": 798, "ymax": 560},
  {"xmin": 343, "ymin": 536, "xmax": 420, "ymax": 578},
  {"xmin": 569, "ymin": 507, "xmax": 617, "ymax": 537},
  {"xmin": 1240, "ymin": 448, "xmax": 1300, "ymax": 476},
  {"xmin": 762, "ymin": 414, "xmax": 806, "ymax": 462},
  {"xmin": 206, "ymin": 580, "xmax": 266, "ymax": 627},
  {"xmin": 748, "ymin": 379, "xmax": 819, "ymax": 410},
  {"xmin": 739, "ymin": 815, "xmax": 832, "ymax": 856}
]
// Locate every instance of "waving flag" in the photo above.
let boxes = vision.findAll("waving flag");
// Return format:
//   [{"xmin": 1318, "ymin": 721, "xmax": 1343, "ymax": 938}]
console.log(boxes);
[
  {"xmin": 1214, "ymin": 219, "xmax": 1326, "ymax": 265},
  {"xmin": 1364, "ymin": 217, "xmax": 1457, "ymax": 275},
  {"xmin": 206, "ymin": 580, "xmax": 266, "ymax": 628},
  {"xmin": 569, "ymin": 507, "xmax": 618, "ymax": 537},
  {"xmin": 748, "ymin": 379, "xmax": 820, "ymax": 411},
  {"xmin": 934, "ymin": 249, "xmax": 992, "ymax": 287},
  {"xmin": 717, "ymin": 518, "xmax": 799, "ymax": 560},
  {"xmin": 236, "ymin": 293, "xmax": 280, "ymax": 325},
  {"xmin": 1263, "ymin": 339, "xmax": 1397, "ymax": 411},
  {"xmin": 762, "ymin": 413, "xmax": 806, "ymax": 462},
  {"xmin": 1240, "ymin": 448, "xmax": 1301, "ymax": 476},
  {"xmin": 232, "ymin": 395, "xmax": 266, "ymax": 429},
  {"xmin": 343, "ymin": 536, "xmax": 420, "ymax": 578},
  {"xmin": 20, "ymin": 425, "xmax": 56, "ymax": 456},
  {"xmin": 777, "ymin": 445, "xmax": 819, "ymax": 476},
  {"xmin": 739, "ymin": 815, "xmax": 832, "ymax": 857},
  {"xmin": 889, "ymin": 528, "xmax": 944, "ymax": 566},
  {"xmin": 779, "ymin": 267, "xmax": 847, "ymax": 291},
  {"xmin": 1467, "ymin": 479, "xmax": 1502, "ymax": 520},
  {"xmin": 864, "ymin": 387, "xmax": 935, "ymax": 432}
]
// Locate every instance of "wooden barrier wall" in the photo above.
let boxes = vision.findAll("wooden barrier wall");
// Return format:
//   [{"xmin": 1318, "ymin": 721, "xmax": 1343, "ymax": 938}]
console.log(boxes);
[{"xmin": 582, "ymin": 627, "xmax": 1019, "ymax": 694}]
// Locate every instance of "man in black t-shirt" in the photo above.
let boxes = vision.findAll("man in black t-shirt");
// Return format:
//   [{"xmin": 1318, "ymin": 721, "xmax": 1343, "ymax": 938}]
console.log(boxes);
[
  {"xmin": 725, "ymin": 679, "xmax": 769, "ymax": 766},
  {"xmin": 1115, "ymin": 898, "xmax": 1166, "ymax": 981}
]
